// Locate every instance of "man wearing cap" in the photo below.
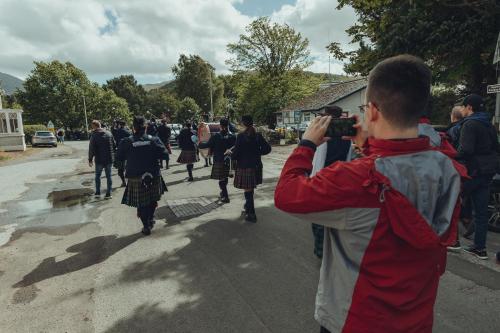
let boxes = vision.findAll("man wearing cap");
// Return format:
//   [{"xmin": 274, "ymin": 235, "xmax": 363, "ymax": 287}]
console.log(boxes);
[{"xmin": 457, "ymin": 94, "xmax": 500, "ymax": 259}]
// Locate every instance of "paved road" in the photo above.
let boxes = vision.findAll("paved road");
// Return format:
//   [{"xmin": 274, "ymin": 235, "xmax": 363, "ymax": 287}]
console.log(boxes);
[{"xmin": 0, "ymin": 141, "xmax": 499, "ymax": 333}]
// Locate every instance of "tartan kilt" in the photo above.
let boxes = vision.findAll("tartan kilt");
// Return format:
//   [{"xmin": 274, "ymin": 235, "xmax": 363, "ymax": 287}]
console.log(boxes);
[
  {"xmin": 211, "ymin": 161, "xmax": 230, "ymax": 180},
  {"xmin": 121, "ymin": 175, "xmax": 167, "ymax": 208},
  {"xmin": 177, "ymin": 150, "xmax": 199, "ymax": 164},
  {"xmin": 234, "ymin": 167, "xmax": 263, "ymax": 189}
]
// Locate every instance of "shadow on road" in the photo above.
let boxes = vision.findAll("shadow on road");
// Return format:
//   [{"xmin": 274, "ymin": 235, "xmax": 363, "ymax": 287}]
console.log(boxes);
[
  {"xmin": 166, "ymin": 175, "xmax": 212, "ymax": 187},
  {"xmin": 13, "ymin": 233, "xmax": 142, "ymax": 288},
  {"xmin": 106, "ymin": 208, "xmax": 319, "ymax": 333}
]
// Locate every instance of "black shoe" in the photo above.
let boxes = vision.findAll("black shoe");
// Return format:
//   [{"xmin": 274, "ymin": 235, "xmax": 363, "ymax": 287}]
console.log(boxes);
[
  {"xmin": 149, "ymin": 220, "xmax": 156, "ymax": 229},
  {"xmin": 188, "ymin": 177, "xmax": 194, "ymax": 182},
  {"xmin": 221, "ymin": 197, "xmax": 230, "ymax": 204},
  {"xmin": 447, "ymin": 241, "xmax": 461, "ymax": 252},
  {"xmin": 496, "ymin": 252, "xmax": 500, "ymax": 264},
  {"xmin": 463, "ymin": 246, "xmax": 488, "ymax": 260},
  {"xmin": 245, "ymin": 213, "xmax": 257, "ymax": 223},
  {"xmin": 105, "ymin": 193, "xmax": 112, "ymax": 199},
  {"xmin": 141, "ymin": 227, "xmax": 151, "ymax": 236},
  {"xmin": 94, "ymin": 192, "xmax": 101, "ymax": 198}
]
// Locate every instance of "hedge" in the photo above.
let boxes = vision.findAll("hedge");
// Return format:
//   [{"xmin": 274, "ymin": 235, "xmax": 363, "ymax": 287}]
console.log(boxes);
[{"xmin": 24, "ymin": 124, "xmax": 49, "ymax": 143}]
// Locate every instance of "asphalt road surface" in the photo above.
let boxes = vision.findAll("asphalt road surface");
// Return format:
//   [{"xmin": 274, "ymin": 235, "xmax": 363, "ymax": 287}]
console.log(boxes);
[{"xmin": 0, "ymin": 141, "xmax": 499, "ymax": 333}]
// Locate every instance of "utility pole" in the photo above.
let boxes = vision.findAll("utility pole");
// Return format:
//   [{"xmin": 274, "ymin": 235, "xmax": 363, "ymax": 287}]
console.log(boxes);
[
  {"xmin": 83, "ymin": 95, "xmax": 89, "ymax": 134},
  {"xmin": 209, "ymin": 70, "xmax": 214, "ymax": 122},
  {"xmin": 493, "ymin": 32, "xmax": 500, "ymax": 127}
]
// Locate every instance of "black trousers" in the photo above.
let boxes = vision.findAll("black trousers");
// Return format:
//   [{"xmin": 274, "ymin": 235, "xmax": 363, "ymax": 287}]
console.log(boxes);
[{"xmin": 320, "ymin": 327, "xmax": 331, "ymax": 333}]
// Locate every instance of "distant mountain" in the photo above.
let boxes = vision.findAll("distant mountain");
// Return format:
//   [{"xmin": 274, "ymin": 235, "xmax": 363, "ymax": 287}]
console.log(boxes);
[
  {"xmin": 143, "ymin": 81, "xmax": 172, "ymax": 92},
  {"xmin": 0, "ymin": 72, "xmax": 24, "ymax": 95}
]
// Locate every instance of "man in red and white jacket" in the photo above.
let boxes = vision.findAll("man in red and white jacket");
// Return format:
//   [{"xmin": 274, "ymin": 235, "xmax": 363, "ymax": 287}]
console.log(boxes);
[{"xmin": 275, "ymin": 55, "xmax": 467, "ymax": 333}]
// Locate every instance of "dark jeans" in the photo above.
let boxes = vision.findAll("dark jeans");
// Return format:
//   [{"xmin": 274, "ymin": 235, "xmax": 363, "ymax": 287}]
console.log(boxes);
[
  {"xmin": 95, "ymin": 163, "xmax": 112, "ymax": 195},
  {"xmin": 463, "ymin": 174, "xmax": 493, "ymax": 250}
]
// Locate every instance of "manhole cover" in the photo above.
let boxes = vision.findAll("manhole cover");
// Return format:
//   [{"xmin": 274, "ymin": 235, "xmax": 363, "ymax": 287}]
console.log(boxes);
[{"xmin": 166, "ymin": 197, "xmax": 221, "ymax": 218}]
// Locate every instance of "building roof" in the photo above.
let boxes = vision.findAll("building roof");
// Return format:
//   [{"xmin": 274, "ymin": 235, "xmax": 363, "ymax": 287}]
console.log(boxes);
[{"xmin": 279, "ymin": 77, "xmax": 368, "ymax": 113}]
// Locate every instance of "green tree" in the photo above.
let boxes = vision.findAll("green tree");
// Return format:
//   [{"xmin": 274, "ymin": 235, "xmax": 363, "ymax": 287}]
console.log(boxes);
[
  {"xmin": 175, "ymin": 97, "xmax": 201, "ymax": 124},
  {"xmin": 330, "ymin": 0, "xmax": 500, "ymax": 94},
  {"xmin": 17, "ymin": 61, "xmax": 92, "ymax": 128},
  {"xmin": 145, "ymin": 89, "xmax": 180, "ymax": 119},
  {"xmin": 17, "ymin": 61, "xmax": 131, "ymax": 129},
  {"xmin": 227, "ymin": 17, "xmax": 312, "ymax": 78},
  {"xmin": 172, "ymin": 54, "xmax": 220, "ymax": 118},
  {"xmin": 85, "ymin": 84, "xmax": 131, "ymax": 126},
  {"xmin": 104, "ymin": 75, "xmax": 147, "ymax": 114},
  {"xmin": 233, "ymin": 70, "xmax": 326, "ymax": 125}
]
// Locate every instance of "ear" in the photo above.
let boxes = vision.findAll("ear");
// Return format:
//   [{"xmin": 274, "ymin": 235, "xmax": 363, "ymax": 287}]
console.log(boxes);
[{"xmin": 367, "ymin": 103, "xmax": 380, "ymax": 122}]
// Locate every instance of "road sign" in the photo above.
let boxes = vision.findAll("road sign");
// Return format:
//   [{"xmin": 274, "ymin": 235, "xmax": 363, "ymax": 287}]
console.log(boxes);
[
  {"xmin": 487, "ymin": 84, "xmax": 500, "ymax": 94},
  {"xmin": 494, "ymin": 32, "xmax": 500, "ymax": 64}
]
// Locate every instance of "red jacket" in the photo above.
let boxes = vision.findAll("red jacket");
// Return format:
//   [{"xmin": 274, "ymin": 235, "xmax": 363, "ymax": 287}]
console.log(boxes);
[{"xmin": 275, "ymin": 137, "xmax": 467, "ymax": 333}]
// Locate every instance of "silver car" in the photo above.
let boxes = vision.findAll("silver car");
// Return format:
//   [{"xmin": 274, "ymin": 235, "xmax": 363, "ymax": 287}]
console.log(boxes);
[{"xmin": 32, "ymin": 131, "xmax": 57, "ymax": 147}]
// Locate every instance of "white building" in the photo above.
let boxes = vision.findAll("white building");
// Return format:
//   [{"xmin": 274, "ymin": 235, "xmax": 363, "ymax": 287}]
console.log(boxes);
[
  {"xmin": 276, "ymin": 78, "xmax": 368, "ymax": 129},
  {"xmin": 0, "ymin": 95, "xmax": 26, "ymax": 151}
]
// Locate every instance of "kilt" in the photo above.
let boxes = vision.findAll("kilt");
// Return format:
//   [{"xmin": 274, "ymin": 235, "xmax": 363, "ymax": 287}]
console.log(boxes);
[
  {"xmin": 211, "ymin": 161, "xmax": 230, "ymax": 180},
  {"xmin": 177, "ymin": 150, "xmax": 199, "ymax": 164},
  {"xmin": 121, "ymin": 175, "xmax": 167, "ymax": 208},
  {"xmin": 234, "ymin": 167, "xmax": 263, "ymax": 189}
]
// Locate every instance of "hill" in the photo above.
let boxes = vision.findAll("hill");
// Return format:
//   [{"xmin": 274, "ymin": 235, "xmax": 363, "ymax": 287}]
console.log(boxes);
[
  {"xmin": 143, "ymin": 81, "xmax": 171, "ymax": 92},
  {"xmin": 0, "ymin": 72, "xmax": 24, "ymax": 95}
]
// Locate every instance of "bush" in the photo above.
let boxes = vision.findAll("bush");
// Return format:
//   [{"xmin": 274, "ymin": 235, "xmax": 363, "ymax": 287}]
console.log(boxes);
[{"xmin": 24, "ymin": 124, "xmax": 48, "ymax": 143}]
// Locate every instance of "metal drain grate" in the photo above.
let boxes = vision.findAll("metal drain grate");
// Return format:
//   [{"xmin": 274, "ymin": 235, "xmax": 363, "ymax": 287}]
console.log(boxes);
[{"xmin": 166, "ymin": 197, "xmax": 221, "ymax": 218}]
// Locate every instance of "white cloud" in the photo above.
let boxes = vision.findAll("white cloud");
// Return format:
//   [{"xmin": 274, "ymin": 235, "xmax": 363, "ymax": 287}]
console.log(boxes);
[
  {"xmin": 271, "ymin": 0, "xmax": 357, "ymax": 75},
  {"xmin": 0, "ymin": 0, "xmax": 357, "ymax": 84}
]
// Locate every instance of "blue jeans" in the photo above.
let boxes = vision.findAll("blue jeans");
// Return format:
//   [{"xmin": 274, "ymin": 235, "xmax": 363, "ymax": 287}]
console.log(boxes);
[
  {"xmin": 95, "ymin": 163, "xmax": 112, "ymax": 195},
  {"xmin": 463, "ymin": 175, "xmax": 493, "ymax": 250}
]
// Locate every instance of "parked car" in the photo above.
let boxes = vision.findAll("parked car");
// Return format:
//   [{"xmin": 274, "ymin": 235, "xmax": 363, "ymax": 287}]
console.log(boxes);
[
  {"xmin": 169, "ymin": 124, "xmax": 182, "ymax": 146},
  {"xmin": 32, "ymin": 131, "xmax": 57, "ymax": 147}
]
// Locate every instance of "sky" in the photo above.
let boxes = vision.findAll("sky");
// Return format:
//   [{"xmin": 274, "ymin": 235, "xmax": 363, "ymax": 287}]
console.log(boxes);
[{"xmin": 0, "ymin": 0, "xmax": 358, "ymax": 84}]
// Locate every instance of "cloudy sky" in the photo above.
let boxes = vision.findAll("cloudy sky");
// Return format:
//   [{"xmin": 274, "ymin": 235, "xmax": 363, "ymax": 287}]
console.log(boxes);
[{"xmin": 0, "ymin": 0, "xmax": 357, "ymax": 84}]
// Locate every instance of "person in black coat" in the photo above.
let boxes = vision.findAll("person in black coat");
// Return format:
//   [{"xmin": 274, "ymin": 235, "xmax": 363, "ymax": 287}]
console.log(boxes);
[
  {"xmin": 231, "ymin": 115, "xmax": 271, "ymax": 222},
  {"xmin": 112, "ymin": 120, "xmax": 132, "ymax": 187},
  {"xmin": 88, "ymin": 120, "xmax": 115, "ymax": 198},
  {"xmin": 147, "ymin": 117, "xmax": 158, "ymax": 137},
  {"xmin": 157, "ymin": 119, "xmax": 172, "ymax": 169},
  {"xmin": 117, "ymin": 116, "xmax": 168, "ymax": 236},
  {"xmin": 177, "ymin": 122, "xmax": 199, "ymax": 181},
  {"xmin": 199, "ymin": 118, "xmax": 236, "ymax": 203}
]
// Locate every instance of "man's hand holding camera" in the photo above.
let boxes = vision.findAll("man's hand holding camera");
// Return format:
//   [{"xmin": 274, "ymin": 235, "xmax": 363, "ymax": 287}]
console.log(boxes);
[{"xmin": 302, "ymin": 115, "xmax": 367, "ymax": 148}]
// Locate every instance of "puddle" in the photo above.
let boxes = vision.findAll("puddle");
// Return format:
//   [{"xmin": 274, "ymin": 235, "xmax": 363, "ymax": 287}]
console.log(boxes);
[{"xmin": 48, "ymin": 188, "xmax": 94, "ymax": 208}]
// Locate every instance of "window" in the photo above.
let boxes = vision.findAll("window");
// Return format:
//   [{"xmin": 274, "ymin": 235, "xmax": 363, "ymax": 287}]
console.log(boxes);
[
  {"xmin": 283, "ymin": 111, "xmax": 293, "ymax": 124},
  {"xmin": 303, "ymin": 112, "xmax": 311, "ymax": 122},
  {"xmin": 9, "ymin": 113, "xmax": 19, "ymax": 132},
  {"xmin": 0, "ymin": 113, "xmax": 7, "ymax": 133}
]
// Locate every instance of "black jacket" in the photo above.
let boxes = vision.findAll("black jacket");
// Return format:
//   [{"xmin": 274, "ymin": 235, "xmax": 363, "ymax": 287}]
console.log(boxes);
[
  {"xmin": 178, "ymin": 128, "xmax": 196, "ymax": 151},
  {"xmin": 113, "ymin": 127, "xmax": 132, "ymax": 147},
  {"xmin": 147, "ymin": 123, "xmax": 158, "ymax": 137},
  {"xmin": 199, "ymin": 131, "xmax": 236, "ymax": 163},
  {"xmin": 232, "ymin": 132, "xmax": 271, "ymax": 169},
  {"xmin": 116, "ymin": 134, "xmax": 167, "ymax": 177},
  {"xmin": 457, "ymin": 118, "xmax": 500, "ymax": 176},
  {"xmin": 157, "ymin": 124, "xmax": 171, "ymax": 145},
  {"xmin": 89, "ymin": 129, "xmax": 115, "ymax": 165}
]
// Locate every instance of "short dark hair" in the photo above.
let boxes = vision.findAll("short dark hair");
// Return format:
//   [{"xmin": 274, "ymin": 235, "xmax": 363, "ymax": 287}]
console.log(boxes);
[
  {"xmin": 324, "ymin": 105, "xmax": 343, "ymax": 118},
  {"xmin": 133, "ymin": 116, "xmax": 146, "ymax": 131},
  {"xmin": 220, "ymin": 118, "xmax": 229, "ymax": 127},
  {"xmin": 366, "ymin": 54, "xmax": 431, "ymax": 129}
]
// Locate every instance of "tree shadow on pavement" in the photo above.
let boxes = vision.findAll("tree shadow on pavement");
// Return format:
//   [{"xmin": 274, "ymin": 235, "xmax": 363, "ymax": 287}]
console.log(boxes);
[
  {"xmin": 166, "ymin": 175, "xmax": 212, "ymax": 187},
  {"xmin": 106, "ymin": 206, "xmax": 320, "ymax": 333},
  {"xmin": 13, "ymin": 233, "xmax": 142, "ymax": 288},
  {"xmin": 168, "ymin": 165, "xmax": 207, "ymax": 175}
]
